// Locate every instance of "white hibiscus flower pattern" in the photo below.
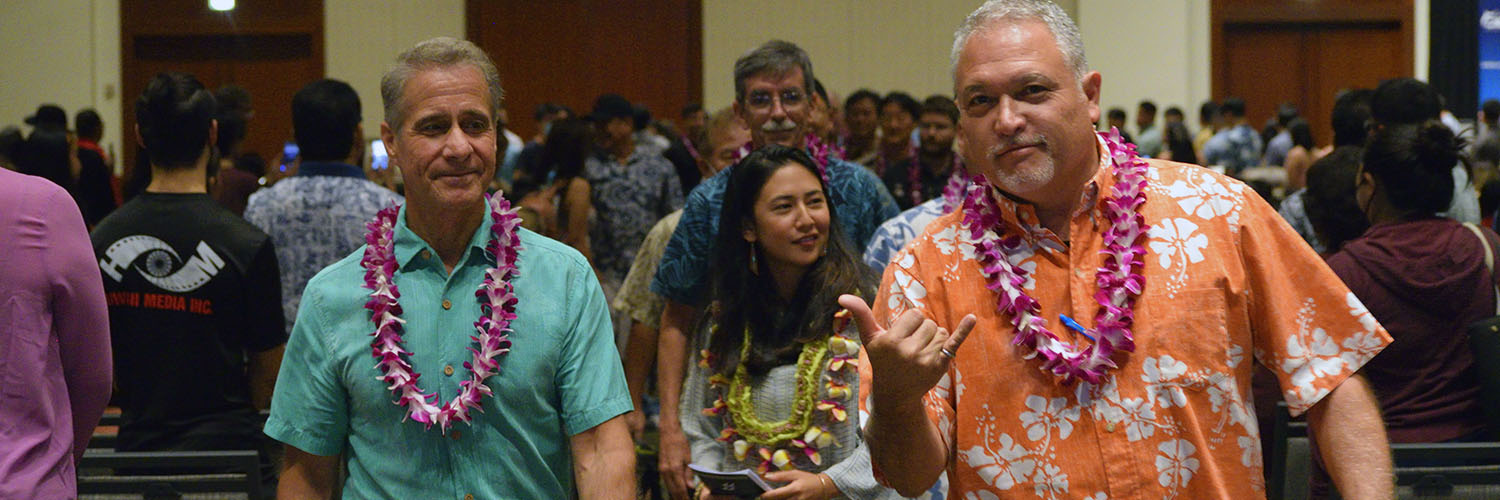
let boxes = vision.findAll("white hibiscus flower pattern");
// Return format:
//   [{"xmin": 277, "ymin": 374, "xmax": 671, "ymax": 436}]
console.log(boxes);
[
  {"xmin": 1149, "ymin": 168, "xmax": 1248, "ymax": 298},
  {"xmin": 959, "ymin": 373, "xmax": 1247, "ymax": 498},
  {"xmin": 1141, "ymin": 356, "xmax": 1189, "ymax": 408},
  {"xmin": 1340, "ymin": 292, "xmax": 1384, "ymax": 367},
  {"xmin": 1280, "ymin": 299, "xmax": 1347, "ymax": 409},
  {"xmin": 1165, "ymin": 170, "xmax": 1243, "ymax": 225},
  {"xmin": 1155, "ymin": 439, "xmax": 1201, "ymax": 491},
  {"xmin": 962, "ymin": 432, "xmax": 1035, "ymax": 491},
  {"xmin": 1067, "ymin": 357, "xmax": 1261, "ymax": 495},
  {"xmin": 961, "ymin": 397, "xmax": 1083, "ymax": 500},
  {"xmin": 888, "ymin": 251, "xmax": 927, "ymax": 312},
  {"xmin": 1020, "ymin": 396, "xmax": 1080, "ymax": 441},
  {"xmin": 1147, "ymin": 218, "xmax": 1208, "ymax": 298}
]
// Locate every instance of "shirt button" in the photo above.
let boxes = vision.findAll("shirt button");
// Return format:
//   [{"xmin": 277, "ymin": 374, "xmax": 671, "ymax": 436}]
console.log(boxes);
[
  {"xmin": 442, "ymin": 299, "xmax": 452, "ymax": 310},
  {"xmin": 1075, "ymin": 269, "xmax": 1087, "ymax": 278},
  {"xmin": 420, "ymin": 249, "xmax": 431, "ymax": 260},
  {"xmin": 443, "ymin": 365, "xmax": 455, "ymax": 376},
  {"xmin": 1105, "ymin": 422, "xmax": 1117, "ymax": 433},
  {"xmin": 463, "ymin": 494, "xmax": 473, "ymax": 500},
  {"xmin": 452, "ymin": 431, "xmax": 463, "ymax": 440}
]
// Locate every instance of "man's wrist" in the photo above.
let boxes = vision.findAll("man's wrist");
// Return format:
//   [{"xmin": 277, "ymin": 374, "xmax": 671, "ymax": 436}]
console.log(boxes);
[{"xmin": 871, "ymin": 394, "xmax": 927, "ymax": 422}]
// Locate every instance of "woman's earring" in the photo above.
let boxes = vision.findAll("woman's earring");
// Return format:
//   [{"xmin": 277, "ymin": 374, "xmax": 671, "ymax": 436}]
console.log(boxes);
[{"xmin": 749, "ymin": 246, "xmax": 759, "ymax": 274}]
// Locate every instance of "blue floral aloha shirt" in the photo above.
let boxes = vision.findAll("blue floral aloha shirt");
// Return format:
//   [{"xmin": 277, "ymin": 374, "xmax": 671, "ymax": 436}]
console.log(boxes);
[
  {"xmin": 584, "ymin": 147, "xmax": 684, "ymax": 288},
  {"xmin": 863, "ymin": 197, "xmax": 948, "ymax": 273},
  {"xmin": 243, "ymin": 162, "xmax": 402, "ymax": 332},
  {"xmin": 1202, "ymin": 124, "xmax": 1264, "ymax": 175}
]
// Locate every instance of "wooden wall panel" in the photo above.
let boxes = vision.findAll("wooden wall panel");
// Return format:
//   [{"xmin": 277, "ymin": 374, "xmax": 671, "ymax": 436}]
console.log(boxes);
[
  {"xmin": 1221, "ymin": 27, "xmax": 1305, "ymax": 137},
  {"xmin": 467, "ymin": 0, "xmax": 702, "ymax": 141},
  {"xmin": 121, "ymin": 0, "xmax": 324, "ymax": 176},
  {"xmin": 1306, "ymin": 24, "xmax": 1409, "ymax": 139},
  {"xmin": 1212, "ymin": 0, "xmax": 1412, "ymax": 150}
]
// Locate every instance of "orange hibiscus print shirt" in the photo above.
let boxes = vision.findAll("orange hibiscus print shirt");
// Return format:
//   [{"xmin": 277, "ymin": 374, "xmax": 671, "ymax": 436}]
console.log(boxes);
[{"xmin": 859, "ymin": 138, "xmax": 1391, "ymax": 500}]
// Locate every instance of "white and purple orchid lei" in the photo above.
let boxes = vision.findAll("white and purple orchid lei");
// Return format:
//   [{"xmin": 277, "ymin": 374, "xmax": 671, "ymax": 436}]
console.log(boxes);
[
  {"xmin": 730, "ymin": 132, "xmax": 835, "ymax": 185},
  {"xmin": 962, "ymin": 129, "xmax": 1148, "ymax": 384},
  {"xmin": 938, "ymin": 158, "xmax": 970, "ymax": 213},
  {"xmin": 361, "ymin": 194, "xmax": 523, "ymax": 434}
]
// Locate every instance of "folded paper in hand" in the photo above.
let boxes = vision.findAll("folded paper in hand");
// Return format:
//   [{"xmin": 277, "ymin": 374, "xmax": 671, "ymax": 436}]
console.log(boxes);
[{"xmin": 688, "ymin": 464, "xmax": 773, "ymax": 498}]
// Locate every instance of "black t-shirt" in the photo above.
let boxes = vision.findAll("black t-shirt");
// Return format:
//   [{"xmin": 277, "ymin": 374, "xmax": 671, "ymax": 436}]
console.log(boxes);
[
  {"xmin": 90, "ymin": 192, "xmax": 286, "ymax": 452},
  {"xmin": 76, "ymin": 148, "xmax": 116, "ymax": 226},
  {"xmin": 882, "ymin": 157, "xmax": 952, "ymax": 210}
]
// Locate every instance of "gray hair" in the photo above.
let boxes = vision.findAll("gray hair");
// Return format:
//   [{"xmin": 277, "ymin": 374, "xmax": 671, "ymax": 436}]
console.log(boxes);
[
  {"xmin": 733, "ymin": 40, "xmax": 815, "ymax": 103},
  {"xmin": 951, "ymin": 0, "xmax": 1087, "ymax": 82},
  {"xmin": 380, "ymin": 37, "xmax": 504, "ymax": 130}
]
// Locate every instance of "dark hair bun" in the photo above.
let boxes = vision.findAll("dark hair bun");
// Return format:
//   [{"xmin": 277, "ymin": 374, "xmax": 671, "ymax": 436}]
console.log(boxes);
[{"xmin": 1414, "ymin": 120, "xmax": 1461, "ymax": 174}]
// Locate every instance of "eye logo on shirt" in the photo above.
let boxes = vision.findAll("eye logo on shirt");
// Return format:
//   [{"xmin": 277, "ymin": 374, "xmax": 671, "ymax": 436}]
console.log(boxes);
[{"xmin": 99, "ymin": 235, "xmax": 224, "ymax": 292}]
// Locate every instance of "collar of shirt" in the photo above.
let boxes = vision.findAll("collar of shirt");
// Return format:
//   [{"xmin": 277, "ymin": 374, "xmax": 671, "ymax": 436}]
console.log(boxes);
[
  {"xmin": 78, "ymin": 139, "xmax": 107, "ymax": 157},
  {"xmin": 609, "ymin": 147, "xmax": 653, "ymax": 167},
  {"xmin": 988, "ymin": 133, "xmax": 1111, "ymax": 251},
  {"xmin": 392, "ymin": 204, "xmax": 494, "ymax": 272},
  {"xmin": 297, "ymin": 161, "xmax": 367, "ymax": 179}
]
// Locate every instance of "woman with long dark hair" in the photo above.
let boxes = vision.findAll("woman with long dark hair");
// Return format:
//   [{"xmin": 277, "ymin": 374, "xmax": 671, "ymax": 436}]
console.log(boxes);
[
  {"xmin": 681, "ymin": 145, "xmax": 893, "ymax": 499},
  {"xmin": 540, "ymin": 117, "xmax": 595, "ymax": 257}
]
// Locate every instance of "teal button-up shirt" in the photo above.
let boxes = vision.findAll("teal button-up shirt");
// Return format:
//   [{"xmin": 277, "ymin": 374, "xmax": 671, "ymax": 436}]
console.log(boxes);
[{"xmin": 266, "ymin": 205, "xmax": 631, "ymax": 499}]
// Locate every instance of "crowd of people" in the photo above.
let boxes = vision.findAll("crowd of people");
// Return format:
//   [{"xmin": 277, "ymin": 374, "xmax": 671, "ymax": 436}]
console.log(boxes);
[{"xmin": 3, "ymin": 0, "xmax": 1500, "ymax": 499}]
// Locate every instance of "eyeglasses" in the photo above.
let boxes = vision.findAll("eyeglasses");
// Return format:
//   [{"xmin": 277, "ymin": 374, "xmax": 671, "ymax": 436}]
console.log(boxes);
[{"xmin": 745, "ymin": 89, "xmax": 806, "ymax": 111}]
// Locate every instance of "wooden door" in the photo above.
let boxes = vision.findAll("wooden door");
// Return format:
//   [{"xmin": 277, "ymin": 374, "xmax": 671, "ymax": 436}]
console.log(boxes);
[
  {"xmin": 467, "ymin": 0, "xmax": 702, "ymax": 141},
  {"xmin": 1213, "ymin": 0, "xmax": 1413, "ymax": 148},
  {"xmin": 121, "ymin": 0, "xmax": 324, "ymax": 176}
]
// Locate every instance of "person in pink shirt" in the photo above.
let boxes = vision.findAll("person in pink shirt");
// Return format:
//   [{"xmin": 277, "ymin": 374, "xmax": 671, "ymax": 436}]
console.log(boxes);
[{"xmin": 0, "ymin": 166, "xmax": 113, "ymax": 498}]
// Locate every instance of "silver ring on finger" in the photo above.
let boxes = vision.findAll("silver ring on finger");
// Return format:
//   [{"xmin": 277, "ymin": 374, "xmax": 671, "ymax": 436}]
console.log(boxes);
[{"xmin": 940, "ymin": 347, "xmax": 956, "ymax": 359}]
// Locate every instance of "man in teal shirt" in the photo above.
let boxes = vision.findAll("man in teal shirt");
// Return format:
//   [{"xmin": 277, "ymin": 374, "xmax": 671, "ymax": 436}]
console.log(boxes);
[{"xmin": 267, "ymin": 37, "xmax": 635, "ymax": 499}]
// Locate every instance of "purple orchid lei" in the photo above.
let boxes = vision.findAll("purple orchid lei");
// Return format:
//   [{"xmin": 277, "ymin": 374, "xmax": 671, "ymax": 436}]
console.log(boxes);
[
  {"xmin": 361, "ymin": 194, "xmax": 523, "ymax": 434},
  {"xmin": 962, "ymin": 129, "xmax": 1149, "ymax": 384},
  {"xmin": 730, "ymin": 132, "xmax": 835, "ymax": 185},
  {"xmin": 901, "ymin": 145, "xmax": 928, "ymax": 208},
  {"xmin": 803, "ymin": 133, "xmax": 838, "ymax": 184},
  {"xmin": 939, "ymin": 161, "xmax": 971, "ymax": 213}
]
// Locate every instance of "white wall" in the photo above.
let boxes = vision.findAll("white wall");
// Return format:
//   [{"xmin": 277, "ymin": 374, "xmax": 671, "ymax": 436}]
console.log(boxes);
[
  {"xmin": 0, "ymin": 0, "xmax": 122, "ymax": 167},
  {"xmin": 695, "ymin": 0, "xmax": 1203, "ymax": 121},
  {"xmin": 324, "ymin": 0, "xmax": 465, "ymax": 141},
  {"xmin": 701, "ymin": 0, "xmax": 990, "ymax": 110},
  {"xmin": 1415, "ymin": 0, "xmax": 1429, "ymax": 80},
  {"xmin": 1078, "ymin": 0, "xmax": 1211, "ymax": 129},
  {"xmin": 0, "ymin": 0, "xmax": 1439, "ymax": 163}
]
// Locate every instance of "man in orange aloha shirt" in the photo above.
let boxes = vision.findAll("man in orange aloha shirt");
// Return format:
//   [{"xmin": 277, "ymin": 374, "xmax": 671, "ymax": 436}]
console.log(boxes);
[{"xmin": 841, "ymin": 1, "xmax": 1396, "ymax": 499}]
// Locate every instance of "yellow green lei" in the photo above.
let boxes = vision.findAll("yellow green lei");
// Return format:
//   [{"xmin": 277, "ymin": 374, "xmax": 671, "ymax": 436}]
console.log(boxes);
[{"xmin": 701, "ymin": 310, "xmax": 860, "ymax": 473}]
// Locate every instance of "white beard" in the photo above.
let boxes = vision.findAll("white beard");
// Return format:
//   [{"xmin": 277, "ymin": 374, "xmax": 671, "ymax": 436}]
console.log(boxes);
[
  {"xmin": 986, "ymin": 136, "xmax": 1056, "ymax": 196},
  {"xmin": 993, "ymin": 159, "xmax": 1054, "ymax": 196}
]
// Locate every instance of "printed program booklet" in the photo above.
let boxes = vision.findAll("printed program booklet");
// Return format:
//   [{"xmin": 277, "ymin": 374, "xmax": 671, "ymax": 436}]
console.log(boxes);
[{"xmin": 688, "ymin": 464, "xmax": 773, "ymax": 498}]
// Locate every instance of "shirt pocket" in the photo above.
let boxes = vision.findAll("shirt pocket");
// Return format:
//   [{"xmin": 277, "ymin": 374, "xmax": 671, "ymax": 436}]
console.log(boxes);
[{"xmin": 1139, "ymin": 287, "xmax": 1242, "ymax": 398}]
